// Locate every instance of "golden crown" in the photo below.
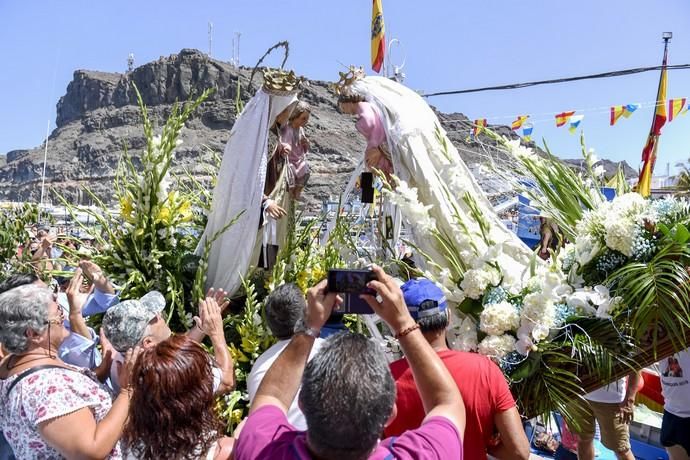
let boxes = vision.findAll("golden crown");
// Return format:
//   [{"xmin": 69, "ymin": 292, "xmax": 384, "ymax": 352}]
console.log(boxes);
[
  {"xmin": 331, "ymin": 66, "xmax": 366, "ymax": 95},
  {"xmin": 262, "ymin": 68, "xmax": 305, "ymax": 95}
]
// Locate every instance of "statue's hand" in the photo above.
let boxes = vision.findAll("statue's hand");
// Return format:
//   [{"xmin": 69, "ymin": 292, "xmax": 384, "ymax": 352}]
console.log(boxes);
[{"xmin": 365, "ymin": 147, "xmax": 383, "ymax": 169}]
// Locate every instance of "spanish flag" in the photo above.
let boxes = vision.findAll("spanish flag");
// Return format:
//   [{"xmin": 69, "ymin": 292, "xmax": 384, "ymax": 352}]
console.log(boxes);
[
  {"xmin": 511, "ymin": 115, "xmax": 529, "ymax": 131},
  {"xmin": 637, "ymin": 47, "xmax": 668, "ymax": 197},
  {"xmin": 371, "ymin": 0, "xmax": 385, "ymax": 73},
  {"xmin": 668, "ymin": 98, "xmax": 687, "ymax": 122},
  {"xmin": 555, "ymin": 111, "xmax": 575, "ymax": 127}
]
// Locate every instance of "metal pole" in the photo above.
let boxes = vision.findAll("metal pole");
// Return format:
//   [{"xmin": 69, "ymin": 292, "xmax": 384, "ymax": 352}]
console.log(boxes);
[{"xmin": 39, "ymin": 120, "xmax": 50, "ymax": 213}]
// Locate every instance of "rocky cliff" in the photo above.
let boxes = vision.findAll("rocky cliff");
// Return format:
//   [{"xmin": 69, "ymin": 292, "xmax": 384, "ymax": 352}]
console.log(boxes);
[{"xmin": 0, "ymin": 49, "xmax": 634, "ymax": 209}]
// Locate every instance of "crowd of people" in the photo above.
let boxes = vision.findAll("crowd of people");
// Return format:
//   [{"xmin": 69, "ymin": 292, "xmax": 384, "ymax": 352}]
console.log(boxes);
[{"xmin": 1, "ymin": 255, "xmax": 688, "ymax": 460}]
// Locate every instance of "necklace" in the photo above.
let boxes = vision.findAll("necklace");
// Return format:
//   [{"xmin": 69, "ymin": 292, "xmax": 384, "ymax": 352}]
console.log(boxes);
[{"xmin": 6, "ymin": 351, "xmax": 55, "ymax": 371}]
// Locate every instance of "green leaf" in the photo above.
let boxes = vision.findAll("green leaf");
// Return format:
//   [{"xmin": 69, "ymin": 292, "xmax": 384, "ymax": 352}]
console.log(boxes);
[{"xmin": 673, "ymin": 223, "xmax": 690, "ymax": 244}]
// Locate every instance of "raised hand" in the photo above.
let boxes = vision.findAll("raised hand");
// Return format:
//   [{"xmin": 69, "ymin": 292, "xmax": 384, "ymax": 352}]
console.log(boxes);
[
  {"xmin": 305, "ymin": 279, "xmax": 341, "ymax": 331},
  {"xmin": 194, "ymin": 295, "xmax": 224, "ymax": 340},
  {"xmin": 360, "ymin": 265, "xmax": 415, "ymax": 333}
]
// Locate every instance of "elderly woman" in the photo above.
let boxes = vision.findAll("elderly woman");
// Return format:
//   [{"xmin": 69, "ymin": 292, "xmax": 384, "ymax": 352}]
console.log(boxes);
[
  {"xmin": 122, "ymin": 334, "xmax": 234, "ymax": 459},
  {"xmin": 0, "ymin": 284, "xmax": 138, "ymax": 459}
]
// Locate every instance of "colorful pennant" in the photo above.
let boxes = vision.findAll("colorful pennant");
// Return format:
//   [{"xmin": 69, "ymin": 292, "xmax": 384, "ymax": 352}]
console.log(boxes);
[
  {"xmin": 522, "ymin": 124, "xmax": 534, "ymax": 142},
  {"xmin": 511, "ymin": 115, "xmax": 529, "ymax": 131},
  {"xmin": 610, "ymin": 104, "xmax": 640, "ymax": 126},
  {"xmin": 568, "ymin": 115, "xmax": 584, "ymax": 134},
  {"xmin": 472, "ymin": 118, "xmax": 487, "ymax": 138},
  {"xmin": 668, "ymin": 98, "xmax": 687, "ymax": 122},
  {"xmin": 555, "ymin": 111, "xmax": 576, "ymax": 127}
]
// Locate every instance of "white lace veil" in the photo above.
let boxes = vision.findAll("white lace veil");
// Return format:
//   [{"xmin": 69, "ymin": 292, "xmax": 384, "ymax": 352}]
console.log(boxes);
[{"xmin": 198, "ymin": 88, "xmax": 298, "ymax": 294}]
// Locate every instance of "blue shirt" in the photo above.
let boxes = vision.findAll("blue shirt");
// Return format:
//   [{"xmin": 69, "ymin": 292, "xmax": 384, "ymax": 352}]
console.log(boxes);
[{"xmin": 56, "ymin": 288, "xmax": 119, "ymax": 370}]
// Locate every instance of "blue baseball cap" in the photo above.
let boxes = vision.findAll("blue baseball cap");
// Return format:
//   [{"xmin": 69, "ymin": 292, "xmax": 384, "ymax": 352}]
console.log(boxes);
[{"xmin": 401, "ymin": 278, "xmax": 448, "ymax": 320}]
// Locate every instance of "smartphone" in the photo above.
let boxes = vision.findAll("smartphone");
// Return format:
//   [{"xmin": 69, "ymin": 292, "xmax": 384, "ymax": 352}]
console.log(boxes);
[
  {"xmin": 327, "ymin": 269, "xmax": 376, "ymax": 295},
  {"xmin": 333, "ymin": 293, "xmax": 374, "ymax": 315}
]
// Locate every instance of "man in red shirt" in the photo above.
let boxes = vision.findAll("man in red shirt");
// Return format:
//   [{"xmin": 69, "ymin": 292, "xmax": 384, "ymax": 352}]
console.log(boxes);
[{"xmin": 385, "ymin": 278, "xmax": 530, "ymax": 460}]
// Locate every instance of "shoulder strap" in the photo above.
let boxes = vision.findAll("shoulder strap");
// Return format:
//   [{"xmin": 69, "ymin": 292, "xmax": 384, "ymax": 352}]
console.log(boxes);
[{"xmin": 5, "ymin": 364, "xmax": 67, "ymax": 397}]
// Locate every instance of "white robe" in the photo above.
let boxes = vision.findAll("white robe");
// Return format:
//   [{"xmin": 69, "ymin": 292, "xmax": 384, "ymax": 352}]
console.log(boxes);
[{"xmin": 198, "ymin": 89, "xmax": 298, "ymax": 294}]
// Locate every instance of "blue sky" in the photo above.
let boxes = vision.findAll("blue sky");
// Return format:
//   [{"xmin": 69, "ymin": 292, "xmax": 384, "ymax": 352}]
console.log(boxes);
[{"xmin": 1, "ymin": 0, "xmax": 689, "ymax": 173}]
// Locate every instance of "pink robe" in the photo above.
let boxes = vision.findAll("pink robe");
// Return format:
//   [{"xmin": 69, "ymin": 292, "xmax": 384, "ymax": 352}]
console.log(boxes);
[{"xmin": 355, "ymin": 102, "xmax": 393, "ymax": 175}]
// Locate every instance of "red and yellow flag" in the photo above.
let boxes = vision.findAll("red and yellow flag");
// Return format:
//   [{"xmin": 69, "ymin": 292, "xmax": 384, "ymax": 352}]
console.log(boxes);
[
  {"xmin": 472, "ymin": 119, "xmax": 487, "ymax": 137},
  {"xmin": 511, "ymin": 115, "xmax": 529, "ymax": 131},
  {"xmin": 555, "ymin": 111, "xmax": 575, "ymax": 127},
  {"xmin": 371, "ymin": 0, "xmax": 385, "ymax": 73},
  {"xmin": 668, "ymin": 98, "xmax": 687, "ymax": 122},
  {"xmin": 637, "ymin": 48, "xmax": 668, "ymax": 197}
]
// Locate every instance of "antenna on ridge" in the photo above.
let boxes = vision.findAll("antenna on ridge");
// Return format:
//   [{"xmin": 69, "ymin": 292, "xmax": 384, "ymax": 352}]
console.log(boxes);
[
  {"xmin": 127, "ymin": 53, "xmax": 135, "ymax": 72},
  {"xmin": 208, "ymin": 22, "xmax": 214, "ymax": 57},
  {"xmin": 231, "ymin": 31, "xmax": 241, "ymax": 68}
]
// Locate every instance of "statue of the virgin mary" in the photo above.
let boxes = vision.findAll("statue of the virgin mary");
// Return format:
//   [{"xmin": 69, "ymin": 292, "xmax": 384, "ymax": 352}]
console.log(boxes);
[
  {"xmin": 198, "ymin": 69, "xmax": 302, "ymax": 295},
  {"xmin": 335, "ymin": 69, "xmax": 534, "ymax": 303}
]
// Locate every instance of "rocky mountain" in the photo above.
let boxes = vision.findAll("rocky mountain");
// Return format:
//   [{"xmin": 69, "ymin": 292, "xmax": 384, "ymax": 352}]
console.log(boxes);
[{"xmin": 0, "ymin": 49, "xmax": 635, "ymax": 209}]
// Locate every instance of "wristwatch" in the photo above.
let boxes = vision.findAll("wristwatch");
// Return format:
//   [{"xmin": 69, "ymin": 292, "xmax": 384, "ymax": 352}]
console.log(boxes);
[{"xmin": 293, "ymin": 318, "xmax": 320, "ymax": 338}]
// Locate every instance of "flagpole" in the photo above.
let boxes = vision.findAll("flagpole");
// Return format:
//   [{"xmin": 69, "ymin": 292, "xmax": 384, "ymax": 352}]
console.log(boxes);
[
  {"xmin": 637, "ymin": 32, "xmax": 671, "ymax": 196},
  {"xmin": 39, "ymin": 119, "xmax": 50, "ymax": 217}
]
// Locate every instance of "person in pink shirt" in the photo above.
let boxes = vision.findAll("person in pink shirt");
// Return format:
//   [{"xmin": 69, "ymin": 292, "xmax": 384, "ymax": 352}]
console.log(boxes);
[
  {"xmin": 233, "ymin": 265, "xmax": 465, "ymax": 460},
  {"xmin": 337, "ymin": 88, "xmax": 393, "ymax": 177}
]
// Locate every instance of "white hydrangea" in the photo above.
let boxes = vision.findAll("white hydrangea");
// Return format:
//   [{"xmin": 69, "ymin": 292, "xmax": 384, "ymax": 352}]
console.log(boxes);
[
  {"xmin": 478, "ymin": 334, "xmax": 516, "ymax": 359},
  {"xmin": 479, "ymin": 301, "xmax": 520, "ymax": 336},
  {"xmin": 604, "ymin": 218, "xmax": 637, "ymax": 256},
  {"xmin": 460, "ymin": 268, "xmax": 494, "ymax": 299},
  {"xmin": 449, "ymin": 317, "xmax": 478, "ymax": 352},
  {"xmin": 521, "ymin": 292, "xmax": 557, "ymax": 340}
]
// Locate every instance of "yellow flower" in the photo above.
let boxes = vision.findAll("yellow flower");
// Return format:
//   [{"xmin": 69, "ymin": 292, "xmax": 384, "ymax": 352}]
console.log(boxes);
[
  {"xmin": 156, "ymin": 205, "xmax": 172, "ymax": 225},
  {"xmin": 177, "ymin": 200, "xmax": 193, "ymax": 223},
  {"xmin": 120, "ymin": 197, "xmax": 134, "ymax": 222},
  {"xmin": 241, "ymin": 336, "xmax": 258, "ymax": 354},
  {"xmin": 231, "ymin": 409, "xmax": 244, "ymax": 425},
  {"xmin": 230, "ymin": 343, "xmax": 249, "ymax": 363}
]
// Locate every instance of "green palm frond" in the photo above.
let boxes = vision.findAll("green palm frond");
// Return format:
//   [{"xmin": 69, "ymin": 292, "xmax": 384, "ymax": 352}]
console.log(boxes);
[{"xmin": 607, "ymin": 242, "xmax": 690, "ymax": 354}]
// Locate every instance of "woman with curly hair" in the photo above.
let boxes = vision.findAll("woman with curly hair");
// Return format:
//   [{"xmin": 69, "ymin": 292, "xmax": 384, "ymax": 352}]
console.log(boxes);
[{"xmin": 123, "ymin": 334, "xmax": 234, "ymax": 459}]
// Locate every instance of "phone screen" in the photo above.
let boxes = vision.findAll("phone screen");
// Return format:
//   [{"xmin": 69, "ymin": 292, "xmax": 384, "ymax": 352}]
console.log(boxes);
[{"xmin": 327, "ymin": 269, "xmax": 376, "ymax": 295}]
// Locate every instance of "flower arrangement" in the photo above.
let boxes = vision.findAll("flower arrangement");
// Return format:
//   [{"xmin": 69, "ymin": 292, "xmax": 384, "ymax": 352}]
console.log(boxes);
[
  {"xmin": 0, "ymin": 203, "xmax": 40, "ymax": 277},
  {"xmin": 57, "ymin": 85, "xmax": 228, "ymax": 331},
  {"xmin": 381, "ymin": 127, "xmax": 661, "ymax": 424}
]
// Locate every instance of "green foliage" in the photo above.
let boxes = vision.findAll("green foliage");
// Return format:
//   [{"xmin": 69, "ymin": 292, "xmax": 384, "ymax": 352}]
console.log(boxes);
[
  {"xmin": 221, "ymin": 276, "xmax": 276, "ymax": 431},
  {"xmin": 607, "ymin": 241, "xmax": 690, "ymax": 353},
  {"xmin": 0, "ymin": 204, "xmax": 39, "ymax": 277},
  {"xmin": 56, "ymin": 84, "xmax": 220, "ymax": 331}
]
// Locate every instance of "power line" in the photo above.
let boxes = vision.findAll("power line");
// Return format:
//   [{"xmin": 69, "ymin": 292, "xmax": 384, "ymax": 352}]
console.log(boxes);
[{"xmin": 422, "ymin": 63, "xmax": 690, "ymax": 98}]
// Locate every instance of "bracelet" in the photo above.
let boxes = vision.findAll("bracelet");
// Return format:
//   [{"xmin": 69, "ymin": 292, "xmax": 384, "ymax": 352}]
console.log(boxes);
[{"xmin": 395, "ymin": 323, "xmax": 420, "ymax": 339}]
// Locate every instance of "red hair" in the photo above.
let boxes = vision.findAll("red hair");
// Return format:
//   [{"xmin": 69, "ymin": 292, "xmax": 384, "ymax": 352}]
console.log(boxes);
[{"xmin": 122, "ymin": 335, "xmax": 224, "ymax": 459}]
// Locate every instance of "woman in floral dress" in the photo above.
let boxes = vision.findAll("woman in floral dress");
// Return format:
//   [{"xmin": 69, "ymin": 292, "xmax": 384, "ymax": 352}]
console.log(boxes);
[{"xmin": 0, "ymin": 284, "xmax": 138, "ymax": 459}]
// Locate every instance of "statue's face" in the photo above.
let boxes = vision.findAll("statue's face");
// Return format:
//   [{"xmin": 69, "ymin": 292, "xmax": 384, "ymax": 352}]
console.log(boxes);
[{"xmin": 291, "ymin": 111, "xmax": 310, "ymax": 128}]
